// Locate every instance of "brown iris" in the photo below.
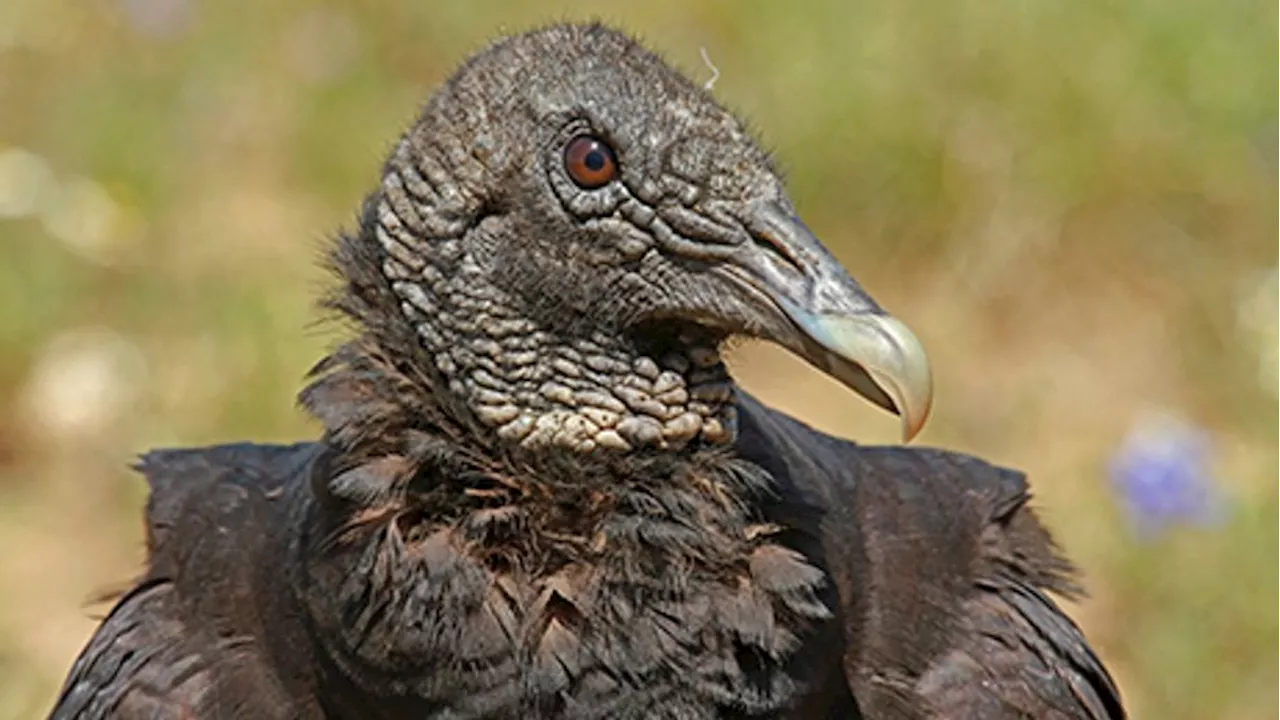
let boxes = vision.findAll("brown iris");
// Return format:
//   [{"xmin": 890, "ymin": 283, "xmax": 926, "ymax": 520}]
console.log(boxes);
[{"xmin": 563, "ymin": 135, "xmax": 618, "ymax": 188}]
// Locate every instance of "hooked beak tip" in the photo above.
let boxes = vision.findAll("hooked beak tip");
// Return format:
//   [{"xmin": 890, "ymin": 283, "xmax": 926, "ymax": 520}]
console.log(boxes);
[{"xmin": 795, "ymin": 310, "xmax": 934, "ymax": 442}]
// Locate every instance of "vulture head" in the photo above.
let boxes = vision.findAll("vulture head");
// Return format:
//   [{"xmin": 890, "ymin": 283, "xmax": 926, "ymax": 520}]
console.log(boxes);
[{"xmin": 351, "ymin": 23, "xmax": 932, "ymax": 454}]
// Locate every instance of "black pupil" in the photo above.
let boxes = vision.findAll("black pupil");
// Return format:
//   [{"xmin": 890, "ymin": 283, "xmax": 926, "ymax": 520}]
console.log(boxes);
[{"xmin": 584, "ymin": 149, "xmax": 606, "ymax": 172}]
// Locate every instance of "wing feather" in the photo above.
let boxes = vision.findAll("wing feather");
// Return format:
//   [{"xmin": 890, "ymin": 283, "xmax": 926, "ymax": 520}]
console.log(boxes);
[{"xmin": 735, "ymin": 392, "xmax": 1125, "ymax": 719}]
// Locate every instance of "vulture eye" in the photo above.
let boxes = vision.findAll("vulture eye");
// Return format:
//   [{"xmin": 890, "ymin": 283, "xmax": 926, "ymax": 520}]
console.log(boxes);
[{"xmin": 563, "ymin": 135, "xmax": 618, "ymax": 188}]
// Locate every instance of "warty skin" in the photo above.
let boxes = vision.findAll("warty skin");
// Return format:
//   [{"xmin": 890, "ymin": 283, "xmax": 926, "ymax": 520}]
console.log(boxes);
[{"xmin": 373, "ymin": 23, "xmax": 930, "ymax": 453}]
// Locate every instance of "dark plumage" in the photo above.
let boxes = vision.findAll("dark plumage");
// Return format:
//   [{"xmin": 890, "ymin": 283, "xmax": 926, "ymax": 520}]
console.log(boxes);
[{"xmin": 50, "ymin": 23, "xmax": 1124, "ymax": 720}]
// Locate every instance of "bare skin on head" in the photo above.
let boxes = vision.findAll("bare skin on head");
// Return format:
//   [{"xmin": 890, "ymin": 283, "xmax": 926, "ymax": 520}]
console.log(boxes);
[{"xmin": 372, "ymin": 23, "xmax": 932, "ymax": 453}]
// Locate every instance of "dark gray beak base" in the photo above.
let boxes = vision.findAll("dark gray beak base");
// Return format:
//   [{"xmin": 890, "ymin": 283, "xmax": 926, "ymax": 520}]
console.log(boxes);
[{"xmin": 735, "ymin": 202, "xmax": 933, "ymax": 441}]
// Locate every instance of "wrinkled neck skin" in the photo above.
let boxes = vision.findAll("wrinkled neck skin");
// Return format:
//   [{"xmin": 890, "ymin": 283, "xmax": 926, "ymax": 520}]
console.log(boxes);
[
  {"xmin": 373, "ymin": 171, "xmax": 740, "ymax": 456},
  {"xmin": 385, "ymin": 250, "xmax": 739, "ymax": 455},
  {"xmin": 301, "ymin": 171, "xmax": 753, "ymax": 499}
]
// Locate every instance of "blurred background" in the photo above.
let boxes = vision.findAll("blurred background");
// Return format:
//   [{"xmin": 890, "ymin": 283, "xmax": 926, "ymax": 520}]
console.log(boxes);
[{"xmin": 0, "ymin": 0, "xmax": 1275, "ymax": 717}]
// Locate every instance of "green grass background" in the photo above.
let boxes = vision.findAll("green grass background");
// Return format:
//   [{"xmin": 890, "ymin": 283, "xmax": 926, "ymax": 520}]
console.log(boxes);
[{"xmin": 0, "ymin": 0, "xmax": 1275, "ymax": 717}]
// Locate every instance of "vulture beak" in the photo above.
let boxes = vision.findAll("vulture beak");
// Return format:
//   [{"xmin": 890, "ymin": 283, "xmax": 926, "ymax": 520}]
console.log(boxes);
[{"xmin": 734, "ymin": 201, "xmax": 934, "ymax": 441}]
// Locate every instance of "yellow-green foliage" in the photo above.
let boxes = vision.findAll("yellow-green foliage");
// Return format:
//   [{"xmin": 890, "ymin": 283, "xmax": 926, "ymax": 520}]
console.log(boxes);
[{"xmin": 0, "ymin": 1, "xmax": 1274, "ymax": 718}]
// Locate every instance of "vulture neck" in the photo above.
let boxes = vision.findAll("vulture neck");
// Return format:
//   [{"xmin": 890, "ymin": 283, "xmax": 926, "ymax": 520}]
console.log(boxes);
[
  {"xmin": 382, "ymin": 262, "xmax": 738, "ymax": 454},
  {"xmin": 298, "ymin": 203, "xmax": 809, "ymax": 596},
  {"xmin": 309, "ymin": 208, "xmax": 741, "ymax": 465},
  {"xmin": 404, "ymin": 274, "xmax": 740, "ymax": 453}
]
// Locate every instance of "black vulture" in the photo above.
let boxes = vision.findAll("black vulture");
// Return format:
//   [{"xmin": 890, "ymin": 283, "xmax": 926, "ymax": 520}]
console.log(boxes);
[{"xmin": 50, "ymin": 23, "xmax": 1124, "ymax": 720}]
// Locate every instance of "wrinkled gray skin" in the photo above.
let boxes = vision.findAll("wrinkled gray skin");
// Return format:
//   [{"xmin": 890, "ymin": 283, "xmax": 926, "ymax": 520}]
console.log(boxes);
[
  {"xmin": 49, "ymin": 23, "xmax": 1124, "ymax": 720},
  {"xmin": 378, "ymin": 23, "xmax": 919, "ymax": 453}
]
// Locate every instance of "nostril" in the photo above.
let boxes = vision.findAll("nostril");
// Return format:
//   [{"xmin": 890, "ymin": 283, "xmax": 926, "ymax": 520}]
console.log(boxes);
[{"xmin": 749, "ymin": 228, "xmax": 804, "ymax": 273}]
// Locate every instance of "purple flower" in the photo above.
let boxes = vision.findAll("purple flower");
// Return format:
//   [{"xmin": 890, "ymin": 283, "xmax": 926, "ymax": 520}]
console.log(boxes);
[{"xmin": 1109, "ymin": 412, "xmax": 1223, "ymax": 537}]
